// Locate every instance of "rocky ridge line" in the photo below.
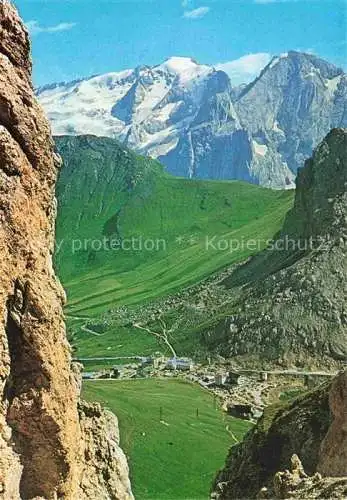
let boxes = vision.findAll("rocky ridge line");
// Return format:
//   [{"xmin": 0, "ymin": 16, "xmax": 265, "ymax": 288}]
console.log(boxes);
[
  {"xmin": 202, "ymin": 128, "xmax": 347, "ymax": 367},
  {"xmin": 37, "ymin": 52, "xmax": 347, "ymax": 188}
]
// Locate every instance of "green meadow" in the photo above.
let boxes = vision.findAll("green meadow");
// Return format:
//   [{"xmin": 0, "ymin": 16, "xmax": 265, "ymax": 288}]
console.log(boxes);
[
  {"xmin": 83, "ymin": 379, "xmax": 252, "ymax": 499},
  {"xmin": 55, "ymin": 137, "xmax": 293, "ymax": 318},
  {"xmin": 54, "ymin": 136, "xmax": 294, "ymax": 358}
]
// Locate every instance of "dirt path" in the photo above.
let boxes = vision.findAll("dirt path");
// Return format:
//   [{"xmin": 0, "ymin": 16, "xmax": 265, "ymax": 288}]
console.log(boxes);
[{"xmin": 133, "ymin": 322, "xmax": 177, "ymax": 358}]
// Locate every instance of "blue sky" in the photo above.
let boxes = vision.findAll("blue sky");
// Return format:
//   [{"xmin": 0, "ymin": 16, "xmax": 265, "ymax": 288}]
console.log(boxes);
[{"xmin": 14, "ymin": 0, "xmax": 347, "ymax": 87}]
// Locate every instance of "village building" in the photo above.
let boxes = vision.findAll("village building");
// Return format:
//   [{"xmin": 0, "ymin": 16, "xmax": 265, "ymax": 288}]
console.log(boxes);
[
  {"xmin": 141, "ymin": 356, "xmax": 154, "ymax": 367},
  {"xmin": 166, "ymin": 358, "xmax": 194, "ymax": 371},
  {"xmin": 227, "ymin": 371, "xmax": 242, "ymax": 385},
  {"xmin": 259, "ymin": 371, "xmax": 268, "ymax": 382},
  {"xmin": 215, "ymin": 373, "xmax": 227, "ymax": 386},
  {"xmin": 153, "ymin": 356, "xmax": 166, "ymax": 369}
]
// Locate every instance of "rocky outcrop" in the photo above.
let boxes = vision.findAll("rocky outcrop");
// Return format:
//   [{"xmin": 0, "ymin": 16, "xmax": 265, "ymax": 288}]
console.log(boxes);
[
  {"xmin": 212, "ymin": 371, "xmax": 347, "ymax": 499},
  {"xmin": 259, "ymin": 455, "xmax": 347, "ymax": 499},
  {"xmin": 317, "ymin": 370, "xmax": 347, "ymax": 477},
  {"xmin": 202, "ymin": 129, "xmax": 347, "ymax": 367},
  {"xmin": 78, "ymin": 402, "xmax": 133, "ymax": 500},
  {"xmin": 282, "ymin": 127, "xmax": 347, "ymax": 241},
  {"xmin": 212, "ymin": 378, "xmax": 332, "ymax": 499},
  {"xmin": 0, "ymin": 2, "xmax": 132, "ymax": 498}
]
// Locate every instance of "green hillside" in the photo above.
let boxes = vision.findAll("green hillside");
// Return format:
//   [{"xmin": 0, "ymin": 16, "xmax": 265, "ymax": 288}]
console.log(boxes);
[
  {"xmin": 55, "ymin": 136, "xmax": 294, "ymax": 324},
  {"xmin": 83, "ymin": 379, "xmax": 252, "ymax": 499}
]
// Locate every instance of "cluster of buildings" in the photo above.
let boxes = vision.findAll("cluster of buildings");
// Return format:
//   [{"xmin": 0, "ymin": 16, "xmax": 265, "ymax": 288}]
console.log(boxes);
[
  {"xmin": 82, "ymin": 355, "xmax": 196, "ymax": 380},
  {"xmin": 165, "ymin": 357, "xmax": 194, "ymax": 371},
  {"xmin": 139, "ymin": 355, "xmax": 195, "ymax": 371}
]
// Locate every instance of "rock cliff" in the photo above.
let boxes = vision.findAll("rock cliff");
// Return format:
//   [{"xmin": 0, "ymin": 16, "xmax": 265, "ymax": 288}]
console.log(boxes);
[
  {"xmin": 259, "ymin": 454, "xmax": 347, "ymax": 499},
  {"xmin": 0, "ymin": 2, "xmax": 132, "ymax": 498},
  {"xmin": 202, "ymin": 128, "xmax": 347, "ymax": 367},
  {"xmin": 317, "ymin": 369, "xmax": 347, "ymax": 477},
  {"xmin": 212, "ymin": 370, "xmax": 347, "ymax": 499}
]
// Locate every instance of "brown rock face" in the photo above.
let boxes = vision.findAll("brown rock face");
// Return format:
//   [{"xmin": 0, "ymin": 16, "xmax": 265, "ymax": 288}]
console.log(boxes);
[
  {"xmin": 0, "ymin": 1, "xmax": 80, "ymax": 497},
  {"xmin": 212, "ymin": 371, "xmax": 347, "ymax": 499},
  {"xmin": 78, "ymin": 402, "xmax": 133, "ymax": 500},
  {"xmin": 317, "ymin": 370, "xmax": 347, "ymax": 477},
  {"xmin": 0, "ymin": 2, "xmax": 132, "ymax": 498},
  {"xmin": 259, "ymin": 455, "xmax": 347, "ymax": 499}
]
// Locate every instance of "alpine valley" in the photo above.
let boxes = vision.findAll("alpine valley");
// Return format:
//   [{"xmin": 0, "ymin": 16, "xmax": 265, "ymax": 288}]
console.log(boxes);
[
  {"xmin": 41, "ymin": 50, "xmax": 347, "ymax": 500},
  {"xmin": 38, "ymin": 52, "xmax": 347, "ymax": 189},
  {"xmin": 1, "ymin": 1, "xmax": 347, "ymax": 499},
  {"xmin": 54, "ymin": 129, "xmax": 346, "ymax": 369}
]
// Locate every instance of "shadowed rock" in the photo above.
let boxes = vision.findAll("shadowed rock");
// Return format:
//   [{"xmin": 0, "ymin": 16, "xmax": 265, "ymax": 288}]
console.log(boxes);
[
  {"xmin": 0, "ymin": 2, "xmax": 132, "ymax": 498},
  {"xmin": 212, "ymin": 371, "xmax": 347, "ymax": 499}
]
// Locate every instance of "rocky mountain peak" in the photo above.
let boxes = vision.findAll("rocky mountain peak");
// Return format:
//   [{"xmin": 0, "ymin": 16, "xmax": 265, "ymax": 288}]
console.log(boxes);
[
  {"xmin": 259, "ymin": 50, "xmax": 344, "ymax": 81},
  {"xmin": 232, "ymin": 52, "xmax": 346, "ymax": 185},
  {"xmin": 283, "ymin": 128, "xmax": 347, "ymax": 240},
  {"xmin": 287, "ymin": 50, "xmax": 344, "ymax": 77},
  {"xmin": 37, "ymin": 50, "xmax": 346, "ymax": 188}
]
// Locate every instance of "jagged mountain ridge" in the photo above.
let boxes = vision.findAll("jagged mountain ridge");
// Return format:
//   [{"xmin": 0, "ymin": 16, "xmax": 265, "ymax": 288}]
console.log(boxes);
[
  {"xmin": 37, "ymin": 57, "xmax": 214, "ymax": 159},
  {"xmin": 37, "ymin": 52, "xmax": 347, "ymax": 188}
]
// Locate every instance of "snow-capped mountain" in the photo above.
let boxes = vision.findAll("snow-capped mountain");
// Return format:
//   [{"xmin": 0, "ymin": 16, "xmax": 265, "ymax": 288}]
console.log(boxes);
[
  {"xmin": 37, "ymin": 57, "xmax": 214, "ymax": 158},
  {"xmin": 37, "ymin": 53, "xmax": 347, "ymax": 188},
  {"xmin": 234, "ymin": 52, "xmax": 347, "ymax": 180}
]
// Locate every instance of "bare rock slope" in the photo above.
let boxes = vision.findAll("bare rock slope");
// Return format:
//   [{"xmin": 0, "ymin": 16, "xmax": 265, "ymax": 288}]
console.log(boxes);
[
  {"xmin": 0, "ymin": 2, "xmax": 132, "ymax": 498},
  {"xmin": 203, "ymin": 128, "xmax": 347, "ymax": 367},
  {"xmin": 212, "ymin": 370, "xmax": 347, "ymax": 499}
]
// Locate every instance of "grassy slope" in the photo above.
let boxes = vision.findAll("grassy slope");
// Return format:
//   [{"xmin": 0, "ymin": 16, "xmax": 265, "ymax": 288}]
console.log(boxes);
[
  {"xmin": 55, "ymin": 136, "xmax": 294, "ymax": 320},
  {"xmin": 83, "ymin": 379, "xmax": 252, "ymax": 499}
]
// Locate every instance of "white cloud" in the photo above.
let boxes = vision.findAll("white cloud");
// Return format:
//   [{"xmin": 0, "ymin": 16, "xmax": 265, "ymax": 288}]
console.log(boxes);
[
  {"xmin": 181, "ymin": 0, "xmax": 191, "ymax": 7},
  {"xmin": 216, "ymin": 53, "xmax": 272, "ymax": 85},
  {"xmin": 183, "ymin": 6, "xmax": 210, "ymax": 19},
  {"xmin": 26, "ymin": 20, "xmax": 77, "ymax": 36}
]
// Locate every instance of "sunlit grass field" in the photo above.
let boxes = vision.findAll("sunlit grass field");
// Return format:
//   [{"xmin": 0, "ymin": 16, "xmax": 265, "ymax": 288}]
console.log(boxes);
[
  {"xmin": 83, "ymin": 379, "xmax": 253, "ymax": 499},
  {"xmin": 55, "ymin": 139, "xmax": 293, "ymax": 318}
]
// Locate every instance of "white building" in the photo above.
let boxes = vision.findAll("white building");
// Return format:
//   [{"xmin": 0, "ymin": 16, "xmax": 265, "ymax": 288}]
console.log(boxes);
[{"xmin": 166, "ymin": 358, "xmax": 193, "ymax": 371}]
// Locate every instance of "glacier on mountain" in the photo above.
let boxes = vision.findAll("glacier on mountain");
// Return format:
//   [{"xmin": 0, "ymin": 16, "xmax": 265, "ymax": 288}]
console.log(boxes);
[{"xmin": 37, "ymin": 53, "xmax": 347, "ymax": 188}]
